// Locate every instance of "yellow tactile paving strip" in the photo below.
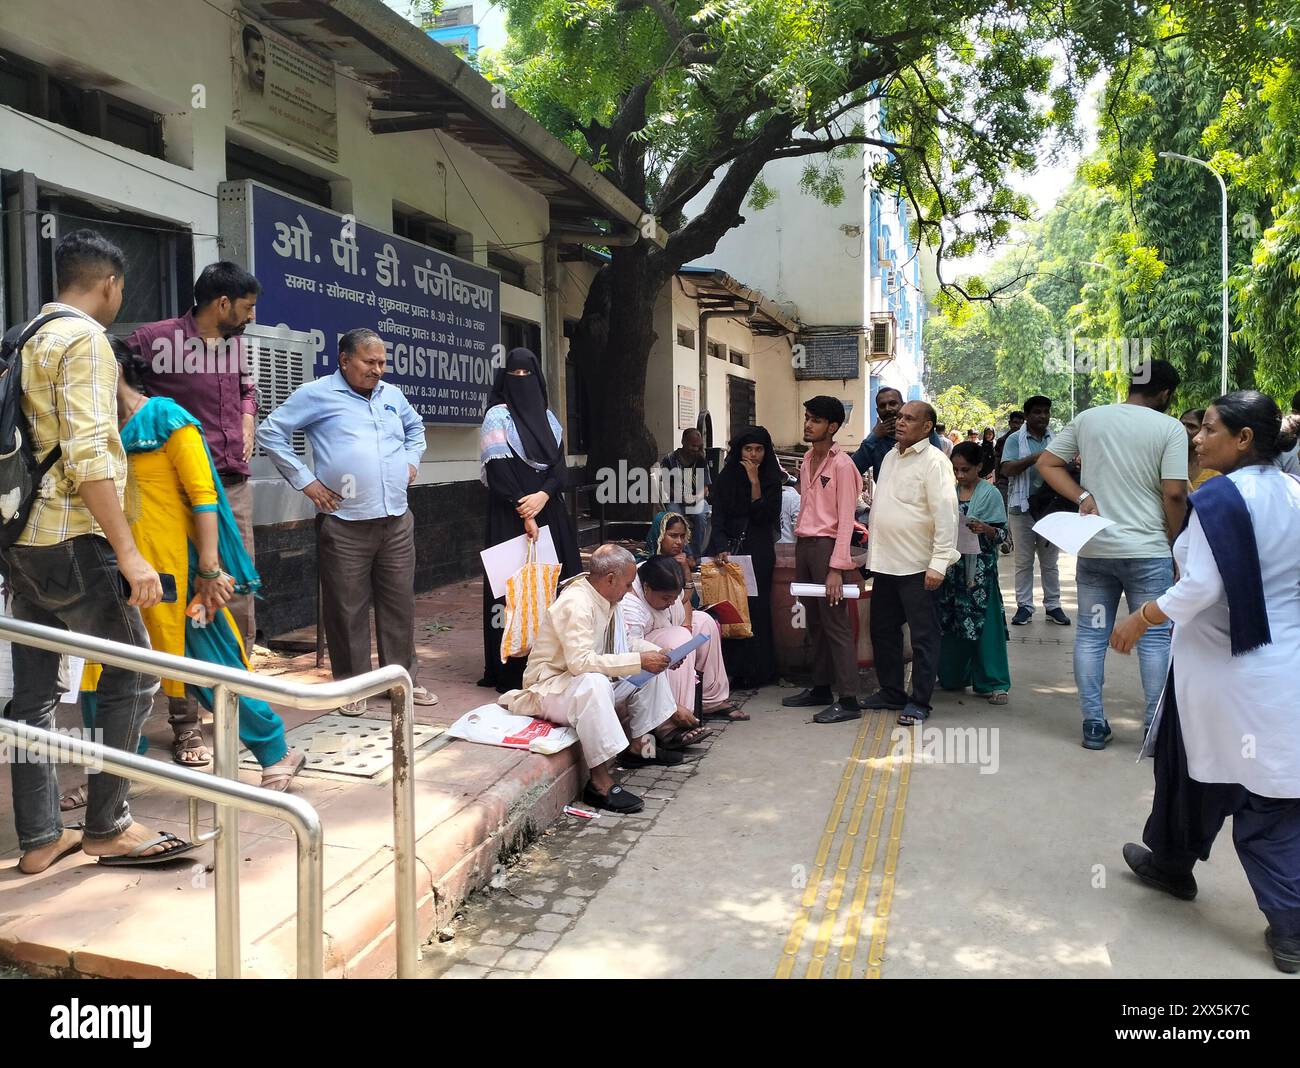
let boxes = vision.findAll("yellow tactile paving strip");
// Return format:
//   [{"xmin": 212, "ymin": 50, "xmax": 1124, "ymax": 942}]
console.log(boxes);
[{"xmin": 775, "ymin": 711, "xmax": 914, "ymax": 979}]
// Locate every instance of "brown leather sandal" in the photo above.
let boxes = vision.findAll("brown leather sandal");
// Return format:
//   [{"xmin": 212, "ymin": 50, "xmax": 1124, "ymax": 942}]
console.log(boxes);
[{"xmin": 172, "ymin": 728, "xmax": 212, "ymax": 768}]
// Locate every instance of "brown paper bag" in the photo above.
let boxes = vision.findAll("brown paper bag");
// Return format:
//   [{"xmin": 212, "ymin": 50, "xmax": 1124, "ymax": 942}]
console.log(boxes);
[{"xmin": 699, "ymin": 560, "xmax": 752, "ymax": 638}]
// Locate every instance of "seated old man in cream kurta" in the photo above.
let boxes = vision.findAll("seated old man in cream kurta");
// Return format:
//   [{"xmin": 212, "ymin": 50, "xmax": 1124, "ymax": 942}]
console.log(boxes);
[{"xmin": 499, "ymin": 545, "xmax": 673, "ymax": 813}]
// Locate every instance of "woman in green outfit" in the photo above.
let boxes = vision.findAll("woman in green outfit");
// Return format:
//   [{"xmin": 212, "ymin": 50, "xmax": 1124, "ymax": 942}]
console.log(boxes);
[{"xmin": 938, "ymin": 442, "xmax": 1012, "ymax": 704}]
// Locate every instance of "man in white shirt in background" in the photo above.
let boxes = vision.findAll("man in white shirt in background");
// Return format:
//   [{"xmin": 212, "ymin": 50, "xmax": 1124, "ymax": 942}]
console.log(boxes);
[
  {"xmin": 1038, "ymin": 359, "xmax": 1188, "ymax": 751},
  {"xmin": 864, "ymin": 400, "xmax": 959, "ymax": 726},
  {"xmin": 778, "ymin": 469, "xmax": 800, "ymax": 543}
]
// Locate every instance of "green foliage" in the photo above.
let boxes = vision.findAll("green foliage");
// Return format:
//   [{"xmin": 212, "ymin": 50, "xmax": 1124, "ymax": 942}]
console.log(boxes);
[
  {"xmin": 928, "ymin": 6, "xmax": 1300, "ymax": 418},
  {"xmin": 931, "ymin": 385, "xmax": 1015, "ymax": 435},
  {"xmin": 489, "ymin": 0, "xmax": 1146, "ymax": 277}
]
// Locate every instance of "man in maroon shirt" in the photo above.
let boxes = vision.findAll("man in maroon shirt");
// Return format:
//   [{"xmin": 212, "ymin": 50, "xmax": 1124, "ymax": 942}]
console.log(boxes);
[{"xmin": 127, "ymin": 262, "xmax": 260, "ymax": 768}]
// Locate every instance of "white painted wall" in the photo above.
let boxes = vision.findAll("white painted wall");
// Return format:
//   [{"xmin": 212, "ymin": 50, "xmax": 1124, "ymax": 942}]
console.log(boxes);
[
  {"xmin": 690, "ymin": 153, "xmax": 866, "ymax": 327},
  {"xmin": 0, "ymin": 0, "xmax": 551, "ymax": 525}
]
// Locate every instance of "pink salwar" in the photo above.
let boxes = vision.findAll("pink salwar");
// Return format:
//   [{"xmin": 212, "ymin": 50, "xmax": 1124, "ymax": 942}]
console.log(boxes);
[{"xmin": 644, "ymin": 612, "xmax": 730, "ymax": 711}]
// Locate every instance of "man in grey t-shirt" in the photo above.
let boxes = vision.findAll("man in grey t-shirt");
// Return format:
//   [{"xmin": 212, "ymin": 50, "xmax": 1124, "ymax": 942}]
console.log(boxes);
[{"xmin": 1039, "ymin": 359, "xmax": 1189, "ymax": 750}]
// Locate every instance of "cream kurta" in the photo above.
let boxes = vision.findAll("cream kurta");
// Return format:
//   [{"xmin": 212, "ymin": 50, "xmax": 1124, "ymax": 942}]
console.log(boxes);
[
  {"xmin": 500, "ymin": 576, "xmax": 652, "ymax": 717},
  {"xmin": 1155, "ymin": 466, "xmax": 1300, "ymax": 797}
]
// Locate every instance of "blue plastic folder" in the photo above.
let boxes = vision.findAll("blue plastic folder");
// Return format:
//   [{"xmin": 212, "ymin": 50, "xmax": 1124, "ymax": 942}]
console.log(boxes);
[{"xmin": 625, "ymin": 632, "xmax": 709, "ymax": 688}]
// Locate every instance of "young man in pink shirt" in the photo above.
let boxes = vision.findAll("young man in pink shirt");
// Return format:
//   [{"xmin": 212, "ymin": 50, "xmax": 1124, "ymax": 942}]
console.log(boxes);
[{"xmin": 783, "ymin": 396, "xmax": 864, "ymax": 723}]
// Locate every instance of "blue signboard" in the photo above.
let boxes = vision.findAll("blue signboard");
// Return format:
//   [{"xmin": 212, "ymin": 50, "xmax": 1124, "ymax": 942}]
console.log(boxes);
[{"xmin": 246, "ymin": 183, "xmax": 500, "ymax": 422}]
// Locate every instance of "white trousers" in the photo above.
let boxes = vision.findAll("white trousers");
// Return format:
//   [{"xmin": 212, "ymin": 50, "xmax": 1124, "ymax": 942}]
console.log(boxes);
[{"xmin": 539, "ymin": 671, "xmax": 675, "ymax": 769}]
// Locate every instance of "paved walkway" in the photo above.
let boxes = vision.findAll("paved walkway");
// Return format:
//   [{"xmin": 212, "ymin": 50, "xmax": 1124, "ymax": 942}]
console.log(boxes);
[
  {"xmin": 0, "ymin": 578, "xmax": 584, "ymax": 978},
  {"xmin": 420, "ymin": 558, "xmax": 1288, "ymax": 980}
]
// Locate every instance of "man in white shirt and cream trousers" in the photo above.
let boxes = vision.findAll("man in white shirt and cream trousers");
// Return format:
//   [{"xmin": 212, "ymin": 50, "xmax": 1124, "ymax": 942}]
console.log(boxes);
[{"xmin": 500, "ymin": 545, "xmax": 673, "ymax": 813}]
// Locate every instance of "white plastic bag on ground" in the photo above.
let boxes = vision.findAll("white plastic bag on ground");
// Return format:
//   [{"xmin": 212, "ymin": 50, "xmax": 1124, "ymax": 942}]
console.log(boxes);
[{"xmin": 446, "ymin": 702, "xmax": 578, "ymax": 755}]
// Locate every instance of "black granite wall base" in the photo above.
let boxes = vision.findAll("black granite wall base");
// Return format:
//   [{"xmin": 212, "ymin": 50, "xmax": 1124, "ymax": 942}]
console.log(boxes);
[{"xmin": 252, "ymin": 480, "xmax": 488, "ymax": 640}]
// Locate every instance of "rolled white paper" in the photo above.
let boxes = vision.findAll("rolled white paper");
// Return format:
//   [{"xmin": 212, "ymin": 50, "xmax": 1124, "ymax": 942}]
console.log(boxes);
[{"xmin": 790, "ymin": 582, "xmax": 862, "ymax": 599}]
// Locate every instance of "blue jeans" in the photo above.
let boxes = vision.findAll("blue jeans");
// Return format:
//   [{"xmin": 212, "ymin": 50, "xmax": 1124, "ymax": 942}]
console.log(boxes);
[
  {"xmin": 3, "ymin": 535, "xmax": 159, "ymax": 850},
  {"xmin": 1073, "ymin": 555, "xmax": 1173, "ymax": 728}
]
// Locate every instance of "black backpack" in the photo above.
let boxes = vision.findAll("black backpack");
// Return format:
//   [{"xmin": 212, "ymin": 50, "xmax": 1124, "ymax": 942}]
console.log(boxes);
[{"xmin": 0, "ymin": 310, "xmax": 81, "ymax": 550}]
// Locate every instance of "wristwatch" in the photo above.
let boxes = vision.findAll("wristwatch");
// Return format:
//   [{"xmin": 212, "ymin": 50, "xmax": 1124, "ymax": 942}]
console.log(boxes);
[{"xmin": 1077, "ymin": 490, "xmax": 1092, "ymax": 505}]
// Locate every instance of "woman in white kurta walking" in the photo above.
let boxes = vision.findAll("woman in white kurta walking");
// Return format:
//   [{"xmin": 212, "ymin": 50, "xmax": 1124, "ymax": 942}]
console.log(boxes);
[{"xmin": 1111, "ymin": 391, "xmax": 1300, "ymax": 973}]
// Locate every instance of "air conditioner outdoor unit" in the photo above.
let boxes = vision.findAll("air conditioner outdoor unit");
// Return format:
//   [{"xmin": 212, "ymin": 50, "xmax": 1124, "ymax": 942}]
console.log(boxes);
[
  {"xmin": 883, "ymin": 269, "xmax": 898, "ymax": 291},
  {"xmin": 869, "ymin": 317, "xmax": 895, "ymax": 357}
]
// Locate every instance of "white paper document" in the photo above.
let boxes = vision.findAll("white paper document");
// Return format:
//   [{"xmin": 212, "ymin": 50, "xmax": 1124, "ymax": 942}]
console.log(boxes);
[
  {"xmin": 624, "ymin": 633, "xmax": 710, "ymax": 689},
  {"xmin": 790, "ymin": 582, "xmax": 862, "ymax": 599},
  {"xmin": 955, "ymin": 516, "xmax": 981, "ymax": 555},
  {"xmin": 699, "ymin": 555, "xmax": 758, "ymax": 596},
  {"xmin": 480, "ymin": 526, "xmax": 559, "ymax": 599},
  {"xmin": 1031, "ymin": 512, "xmax": 1116, "ymax": 555}
]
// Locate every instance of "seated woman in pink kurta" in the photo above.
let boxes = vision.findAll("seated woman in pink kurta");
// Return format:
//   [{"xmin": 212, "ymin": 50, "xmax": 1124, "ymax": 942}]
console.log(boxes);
[{"xmin": 622, "ymin": 555, "xmax": 747, "ymax": 738}]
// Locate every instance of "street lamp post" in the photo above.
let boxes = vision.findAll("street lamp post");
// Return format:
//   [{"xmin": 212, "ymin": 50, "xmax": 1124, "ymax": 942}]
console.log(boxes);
[{"xmin": 1158, "ymin": 151, "xmax": 1230, "ymax": 396}]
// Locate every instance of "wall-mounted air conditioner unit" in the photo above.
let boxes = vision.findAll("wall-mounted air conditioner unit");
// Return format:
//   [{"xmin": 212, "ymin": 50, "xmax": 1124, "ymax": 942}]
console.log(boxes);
[{"xmin": 868, "ymin": 315, "xmax": 895, "ymax": 357}]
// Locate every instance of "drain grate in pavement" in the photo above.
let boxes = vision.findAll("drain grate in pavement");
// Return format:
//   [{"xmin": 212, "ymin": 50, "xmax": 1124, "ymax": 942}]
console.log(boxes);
[{"xmin": 239, "ymin": 714, "xmax": 444, "ymax": 778}]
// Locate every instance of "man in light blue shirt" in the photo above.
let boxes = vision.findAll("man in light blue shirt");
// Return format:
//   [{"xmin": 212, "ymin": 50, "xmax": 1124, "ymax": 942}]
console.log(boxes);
[
  {"xmin": 258, "ymin": 328, "xmax": 437, "ymax": 710},
  {"xmin": 1000, "ymin": 394, "xmax": 1068, "ymax": 627}
]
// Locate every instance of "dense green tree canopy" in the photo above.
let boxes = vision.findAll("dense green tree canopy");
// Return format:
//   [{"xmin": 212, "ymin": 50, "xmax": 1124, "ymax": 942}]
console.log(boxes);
[
  {"xmin": 485, "ymin": 0, "xmax": 1146, "ymax": 471},
  {"xmin": 925, "ymin": 4, "xmax": 1300, "ymax": 417}
]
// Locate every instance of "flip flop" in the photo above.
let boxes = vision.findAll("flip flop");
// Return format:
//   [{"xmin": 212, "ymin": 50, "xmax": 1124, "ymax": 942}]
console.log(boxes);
[
  {"xmin": 17, "ymin": 830, "xmax": 83, "ymax": 875},
  {"xmin": 703, "ymin": 703, "xmax": 750, "ymax": 721},
  {"xmin": 96, "ymin": 832, "xmax": 200, "ymax": 867}
]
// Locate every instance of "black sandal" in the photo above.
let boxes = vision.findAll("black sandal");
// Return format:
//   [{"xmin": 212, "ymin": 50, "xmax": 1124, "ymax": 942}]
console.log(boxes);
[
  {"xmin": 582, "ymin": 784, "xmax": 644, "ymax": 813},
  {"xmin": 619, "ymin": 748, "xmax": 686, "ymax": 768},
  {"xmin": 657, "ymin": 724, "xmax": 713, "ymax": 750}
]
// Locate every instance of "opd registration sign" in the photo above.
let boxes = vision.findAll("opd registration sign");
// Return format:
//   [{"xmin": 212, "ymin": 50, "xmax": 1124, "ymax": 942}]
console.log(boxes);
[{"xmin": 242, "ymin": 182, "xmax": 501, "ymax": 423}]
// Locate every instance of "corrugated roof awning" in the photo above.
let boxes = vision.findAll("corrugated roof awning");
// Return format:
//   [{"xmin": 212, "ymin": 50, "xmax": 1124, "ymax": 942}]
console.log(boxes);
[
  {"xmin": 242, "ymin": 0, "xmax": 653, "ymax": 239},
  {"xmin": 677, "ymin": 267, "xmax": 799, "ymax": 337}
]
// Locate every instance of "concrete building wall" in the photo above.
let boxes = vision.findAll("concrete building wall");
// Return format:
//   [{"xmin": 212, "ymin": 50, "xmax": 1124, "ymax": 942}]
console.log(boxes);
[{"xmin": 0, "ymin": 0, "xmax": 556, "ymax": 635}]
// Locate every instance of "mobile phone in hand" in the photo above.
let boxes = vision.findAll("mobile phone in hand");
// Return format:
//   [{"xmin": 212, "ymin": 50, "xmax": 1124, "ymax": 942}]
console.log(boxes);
[{"xmin": 120, "ymin": 571, "xmax": 178, "ymax": 603}]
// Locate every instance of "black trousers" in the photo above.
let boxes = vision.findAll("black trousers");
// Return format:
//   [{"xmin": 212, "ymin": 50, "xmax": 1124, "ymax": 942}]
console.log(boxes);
[
  {"xmin": 1143, "ymin": 672, "xmax": 1300, "ymax": 938},
  {"xmin": 869, "ymin": 571, "xmax": 941, "ymax": 712}
]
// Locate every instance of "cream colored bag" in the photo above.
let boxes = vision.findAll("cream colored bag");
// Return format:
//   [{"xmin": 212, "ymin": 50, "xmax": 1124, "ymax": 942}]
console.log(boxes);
[{"xmin": 500, "ymin": 540, "xmax": 561, "ymax": 662}]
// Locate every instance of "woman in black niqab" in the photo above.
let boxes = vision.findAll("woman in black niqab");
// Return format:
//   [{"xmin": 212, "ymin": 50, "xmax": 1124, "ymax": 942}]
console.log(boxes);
[
  {"xmin": 478, "ymin": 348, "xmax": 581, "ymax": 691},
  {"xmin": 705, "ymin": 425, "xmax": 783, "ymax": 690}
]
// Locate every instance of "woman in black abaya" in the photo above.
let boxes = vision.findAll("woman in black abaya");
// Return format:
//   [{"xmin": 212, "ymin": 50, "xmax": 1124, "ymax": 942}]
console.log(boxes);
[
  {"xmin": 477, "ymin": 349, "xmax": 581, "ymax": 691},
  {"xmin": 706, "ymin": 425, "xmax": 783, "ymax": 690}
]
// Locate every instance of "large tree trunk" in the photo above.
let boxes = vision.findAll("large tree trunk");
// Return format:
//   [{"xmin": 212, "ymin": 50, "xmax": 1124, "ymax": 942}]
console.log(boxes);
[{"xmin": 570, "ymin": 244, "xmax": 670, "ymax": 517}]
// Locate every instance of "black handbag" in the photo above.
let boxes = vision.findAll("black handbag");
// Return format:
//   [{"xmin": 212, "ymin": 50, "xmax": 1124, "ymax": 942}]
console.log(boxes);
[{"xmin": 1026, "ymin": 462, "xmax": 1081, "ymax": 522}]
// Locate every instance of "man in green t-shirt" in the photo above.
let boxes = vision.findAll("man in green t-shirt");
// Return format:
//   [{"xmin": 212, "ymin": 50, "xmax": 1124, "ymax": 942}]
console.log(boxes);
[{"xmin": 1039, "ymin": 360, "xmax": 1189, "ymax": 751}]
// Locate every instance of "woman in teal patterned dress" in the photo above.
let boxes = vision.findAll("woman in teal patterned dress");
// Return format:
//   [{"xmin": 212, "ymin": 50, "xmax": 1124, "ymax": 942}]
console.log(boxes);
[{"xmin": 938, "ymin": 442, "xmax": 1012, "ymax": 704}]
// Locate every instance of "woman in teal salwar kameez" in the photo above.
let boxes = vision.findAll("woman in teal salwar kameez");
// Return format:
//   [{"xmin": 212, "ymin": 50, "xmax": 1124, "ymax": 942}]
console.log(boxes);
[{"xmin": 938, "ymin": 442, "xmax": 1012, "ymax": 703}]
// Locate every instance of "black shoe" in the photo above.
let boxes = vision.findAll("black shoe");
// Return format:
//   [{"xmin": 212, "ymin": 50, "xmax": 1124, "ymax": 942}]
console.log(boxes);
[
  {"xmin": 1266, "ymin": 927, "xmax": 1300, "ymax": 973},
  {"xmin": 583, "ymin": 783, "xmax": 644, "ymax": 814},
  {"xmin": 1082, "ymin": 720, "xmax": 1113, "ymax": 750},
  {"xmin": 783, "ymin": 688, "xmax": 832, "ymax": 708},
  {"xmin": 619, "ymin": 748, "xmax": 686, "ymax": 768},
  {"xmin": 813, "ymin": 702, "xmax": 863, "ymax": 724},
  {"xmin": 861, "ymin": 690, "xmax": 907, "ymax": 710},
  {"xmin": 1122, "ymin": 843, "xmax": 1197, "ymax": 901},
  {"xmin": 1046, "ymin": 608, "xmax": 1072, "ymax": 626},
  {"xmin": 1011, "ymin": 607, "xmax": 1033, "ymax": 625}
]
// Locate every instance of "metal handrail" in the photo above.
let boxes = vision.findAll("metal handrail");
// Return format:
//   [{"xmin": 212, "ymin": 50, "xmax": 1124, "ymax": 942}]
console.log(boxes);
[
  {"xmin": 0, "ymin": 716, "xmax": 324, "ymax": 978},
  {"xmin": 0, "ymin": 615, "xmax": 420, "ymax": 979}
]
